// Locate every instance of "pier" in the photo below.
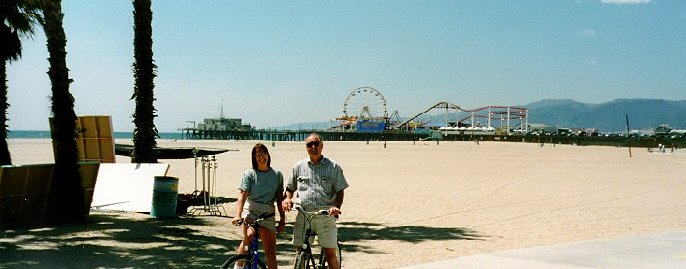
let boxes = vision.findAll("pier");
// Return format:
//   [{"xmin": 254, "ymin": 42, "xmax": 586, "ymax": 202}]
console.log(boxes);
[
  {"xmin": 178, "ymin": 128, "xmax": 428, "ymax": 141},
  {"xmin": 177, "ymin": 127, "xmax": 685, "ymax": 149}
]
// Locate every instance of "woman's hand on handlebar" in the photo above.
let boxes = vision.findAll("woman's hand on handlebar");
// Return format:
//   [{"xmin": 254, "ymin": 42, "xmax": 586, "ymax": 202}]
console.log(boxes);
[
  {"xmin": 231, "ymin": 215, "xmax": 243, "ymax": 226},
  {"xmin": 232, "ymin": 215, "xmax": 256, "ymax": 226}
]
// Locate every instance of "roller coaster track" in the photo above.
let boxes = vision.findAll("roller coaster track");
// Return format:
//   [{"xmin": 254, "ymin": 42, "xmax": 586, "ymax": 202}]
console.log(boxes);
[
  {"xmin": 395, "ymin": 101, "xmax": 528, "ymax": 130},
  {"xmin": 396, "ymin": 101, "xmax": 465, "ymax": 128}
]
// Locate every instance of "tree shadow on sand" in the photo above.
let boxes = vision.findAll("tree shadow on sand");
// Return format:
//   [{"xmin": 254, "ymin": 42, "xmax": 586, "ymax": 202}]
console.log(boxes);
[
  {"xmin": 336, "ymin": 221, "xmax": 484, "ymax": 254},
  {"xmin": 1, "ymin": 211, "xmax": 484, "ymax": 268},
  {"xmin": 0, "ymin": 212, "xmax": 240, "ymax": 268}
]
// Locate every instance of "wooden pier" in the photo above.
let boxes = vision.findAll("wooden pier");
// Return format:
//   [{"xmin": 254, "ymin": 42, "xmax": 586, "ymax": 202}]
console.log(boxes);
[
  {"xmin": 177, "ymin": 127, "xmax": 685, "ymax": 149},
  {"xmin": 178, "ymin": 128, "xmax": 428, "ymax": 141}
]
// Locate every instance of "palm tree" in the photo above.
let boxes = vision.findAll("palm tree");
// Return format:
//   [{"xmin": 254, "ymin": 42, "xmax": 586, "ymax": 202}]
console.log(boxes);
[
  {"xmin": 42, "ymin": 0, "xmax": 84, "ymax": 223},
  {"xmin": 0, "ymin": 0, "xmax": 42, "ymax": 165},
  {"xmin": 131, "ymin": 0, "xmax": 158, "ymax": 163}
]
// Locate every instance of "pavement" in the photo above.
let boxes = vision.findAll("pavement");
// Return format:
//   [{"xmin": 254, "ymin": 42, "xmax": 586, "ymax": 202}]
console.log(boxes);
[{"xmin": 400, "ymin": 231, "xmax": 686, "ymax": 269}]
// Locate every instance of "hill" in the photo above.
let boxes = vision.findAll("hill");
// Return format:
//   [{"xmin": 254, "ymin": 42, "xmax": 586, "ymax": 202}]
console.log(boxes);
[{"xmin": 525, "ymin": 99, "xmax": 686, "ymax": 132}]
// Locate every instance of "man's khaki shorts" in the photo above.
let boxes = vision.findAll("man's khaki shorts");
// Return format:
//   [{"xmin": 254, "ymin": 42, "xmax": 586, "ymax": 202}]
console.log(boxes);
[{"xmin": 292, "ymin": 213, "xmax": 338, "ymax": 249}]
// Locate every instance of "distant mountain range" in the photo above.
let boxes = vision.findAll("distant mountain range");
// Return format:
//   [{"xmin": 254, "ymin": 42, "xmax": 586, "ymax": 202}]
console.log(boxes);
[
  {"xmin": 525, "ymin": 99, "xmax": 686, "ymax": 132},
  {"xmin": 273, "ymin": 98, "xmax": 686, "ymax": 133}
]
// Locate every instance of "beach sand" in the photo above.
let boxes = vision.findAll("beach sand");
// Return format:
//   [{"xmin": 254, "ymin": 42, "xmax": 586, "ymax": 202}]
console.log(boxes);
[{"xmin": 2, "ymin": 139, "xmax": 685, "ymax": 268}]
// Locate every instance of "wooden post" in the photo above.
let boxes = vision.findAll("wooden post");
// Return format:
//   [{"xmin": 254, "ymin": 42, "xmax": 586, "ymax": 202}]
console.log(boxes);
[{"xmin": 625, "ymin": 114, "xmax": 632, "ymax": 158}]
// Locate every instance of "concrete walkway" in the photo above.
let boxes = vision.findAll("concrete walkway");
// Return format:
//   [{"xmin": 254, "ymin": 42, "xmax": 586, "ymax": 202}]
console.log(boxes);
[{"xmin": 400, "ymin": 231, "xmax": 686, "ymax": 269}]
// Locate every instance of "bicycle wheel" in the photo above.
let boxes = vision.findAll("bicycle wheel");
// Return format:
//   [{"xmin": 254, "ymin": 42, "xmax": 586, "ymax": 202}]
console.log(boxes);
[
  {"xmin": 320, "ymin": 243, "xmax": 342, "ymax": 268},
  {"xmin": 221, "ymin": 254, "xmax": 267, "ymax": 269},
  {"xmin": 294, "ymin": 250, "xmax": 316, "ymax": 269}
]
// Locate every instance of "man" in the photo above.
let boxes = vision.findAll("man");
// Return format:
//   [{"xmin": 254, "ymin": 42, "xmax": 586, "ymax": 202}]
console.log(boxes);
[{"xmin": 282, "ymin": 133, "xmax": 348, "ymax": 269}]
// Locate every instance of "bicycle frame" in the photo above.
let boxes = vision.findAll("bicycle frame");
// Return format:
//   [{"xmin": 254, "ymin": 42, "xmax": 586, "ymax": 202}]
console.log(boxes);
[
  {"xmin": 301, "ymin": 227, "xmax": 329, "ymax": 268},
  {"xmin": 247, "ymin": 224, "xmax": 261, "ymax": 269},
  {"xmin": 294, "ymin": 206, "xmax": 341, "ymax": 269},
  {"xmin": 221, "ymin": 216, "xmax": 270, "ymax": 269}
]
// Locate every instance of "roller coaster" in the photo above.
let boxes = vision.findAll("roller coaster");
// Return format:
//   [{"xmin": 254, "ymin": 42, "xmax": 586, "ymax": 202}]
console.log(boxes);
[{"xmin": 394, "ymin": 101, "xmax": 528, "ymax": 133}]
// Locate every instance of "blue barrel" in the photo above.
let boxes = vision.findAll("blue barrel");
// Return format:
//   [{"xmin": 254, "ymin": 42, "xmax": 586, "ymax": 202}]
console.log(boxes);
[{"xmin": 151, "ymin": 176, "xmax": 179, "ymax": 218}]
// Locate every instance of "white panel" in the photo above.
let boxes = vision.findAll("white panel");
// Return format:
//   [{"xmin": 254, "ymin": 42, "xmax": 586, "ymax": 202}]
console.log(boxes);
[{"xmin": 91, "ymin": 163, "xmax": 169, "ymax": 212}]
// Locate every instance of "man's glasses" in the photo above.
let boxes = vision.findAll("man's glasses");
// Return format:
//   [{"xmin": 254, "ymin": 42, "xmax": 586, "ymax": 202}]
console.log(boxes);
[{"xmin": 306, "ymin": 141, "xmax": 320, "ymax": 148}]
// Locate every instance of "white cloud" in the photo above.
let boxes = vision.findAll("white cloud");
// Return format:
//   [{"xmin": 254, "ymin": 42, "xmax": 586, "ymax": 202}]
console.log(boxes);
[
  {"xmin": 585, "ymin": 57, "xmax": 601, "ymax": 67},
  {"xmin": 601, "ymin": 0, "xmax": 652, "ymax": 4},
  {"xmin": 578, "ymin": 29, "xmax": 597, "ymax": 38}
]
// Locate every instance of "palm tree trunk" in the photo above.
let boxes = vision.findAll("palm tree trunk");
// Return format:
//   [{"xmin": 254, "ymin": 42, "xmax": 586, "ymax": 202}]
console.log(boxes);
[
  {"xmin": 42, "ymin": 0, "xmax": 84, "ymax": 223},
  {"xmin": 131, "ymin": 0, "xmax": 158, "ymax": 163},
  {"xmin": 1, "ymin": 9, "xmax": 17, "ymax": 166},
  {"xmin": 0, "ymin": 61, "xmax": 11, "ymax": 165}
]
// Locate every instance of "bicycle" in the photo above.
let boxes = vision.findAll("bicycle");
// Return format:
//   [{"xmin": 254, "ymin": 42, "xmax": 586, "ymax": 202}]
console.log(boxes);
[
  {"xmin": 293, "ymin": 205, "xmax": 342, "ymax": 269},
  {"xmin": 221, "ymin": 213, "xmax": 274, "ymax": 269}
]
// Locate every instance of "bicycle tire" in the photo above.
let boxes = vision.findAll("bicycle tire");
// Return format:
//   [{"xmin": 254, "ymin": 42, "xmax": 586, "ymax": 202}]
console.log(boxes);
[
  {"xmin": 319, "ymin": 243, "xmax": 342, "ymax": 268},
  {"xmin": 221, "ymin": 254, "xmax": 267, "ymax": 269},
  {"xmin": 294, "ymin": 250, "xmax": 316, "ymax": 269}
]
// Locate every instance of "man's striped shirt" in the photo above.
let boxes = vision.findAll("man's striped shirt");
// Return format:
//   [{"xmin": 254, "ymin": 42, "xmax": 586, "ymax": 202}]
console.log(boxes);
[{"xmin": 286, "ymin": 156, "xmax": 349, "ymax": 211}]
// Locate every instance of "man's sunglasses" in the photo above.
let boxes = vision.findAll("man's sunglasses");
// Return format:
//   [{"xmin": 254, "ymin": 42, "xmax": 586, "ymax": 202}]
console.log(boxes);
[{"xmin": 306, "ymin": 141, "xmax": 320, "ymax": 148}]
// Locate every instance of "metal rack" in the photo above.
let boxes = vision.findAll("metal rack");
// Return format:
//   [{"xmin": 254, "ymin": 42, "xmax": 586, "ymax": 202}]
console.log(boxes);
[{"xmin": 189, "ymin": 153, "xmax": 226, "ymax": 216}]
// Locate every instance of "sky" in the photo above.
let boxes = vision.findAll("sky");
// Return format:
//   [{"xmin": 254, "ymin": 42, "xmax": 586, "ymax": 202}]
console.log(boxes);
[{"xmin": 7, "ymin": 0, "xmax": 686, "ymax": 132}]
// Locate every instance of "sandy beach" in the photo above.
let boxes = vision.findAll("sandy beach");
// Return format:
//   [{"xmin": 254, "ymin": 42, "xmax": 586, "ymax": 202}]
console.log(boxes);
[{"xmin": 2, "ymin": 138, "xmax": 686, "ymax": 268}]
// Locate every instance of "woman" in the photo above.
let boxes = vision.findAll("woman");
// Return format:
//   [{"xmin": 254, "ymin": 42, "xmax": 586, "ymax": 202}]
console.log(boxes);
[{"xmin": 232, "ymin": 143, "xmax": 286, "ymax": 269}]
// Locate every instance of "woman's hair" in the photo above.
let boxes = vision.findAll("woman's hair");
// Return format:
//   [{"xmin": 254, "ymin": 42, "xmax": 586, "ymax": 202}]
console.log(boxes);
[{"xmin": 251, "ymin": 143, "xmax": 270, "ymax": 169}]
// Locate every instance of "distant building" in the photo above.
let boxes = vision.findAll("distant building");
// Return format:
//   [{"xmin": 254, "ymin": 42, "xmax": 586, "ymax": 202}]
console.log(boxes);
[
  {"xmin": 571, "ymin": 128, "xmax": 599, "ymax": 136},
  {"xmin": 654, "ymin": 125, "xmax": 672, "ymax": 136},
  {"xmin": 197, "ymin": 117, "xmax": 252, "ymax": 131},
  {"xmin": 356, "ymin": 119, "xmax": 386, "ymax": 133},
  {"xmin": 527, "ymin": 124, "xmax": 568, "ymax": 135},
  {"xmin": 655, "ymin": 125, "xmax": 686, "ymax": 138}
]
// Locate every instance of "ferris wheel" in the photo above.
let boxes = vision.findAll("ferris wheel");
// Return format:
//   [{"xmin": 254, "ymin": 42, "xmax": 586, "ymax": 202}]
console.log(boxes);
[{"xmin": 342, "ymin": 87, "xmax": 388, "ymax": 120}]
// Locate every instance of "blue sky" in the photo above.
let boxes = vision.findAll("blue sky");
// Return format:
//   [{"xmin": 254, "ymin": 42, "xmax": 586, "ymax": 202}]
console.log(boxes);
[{"xmin": 7, "ymin": 0, "xmax": 685, "ymax": 132}]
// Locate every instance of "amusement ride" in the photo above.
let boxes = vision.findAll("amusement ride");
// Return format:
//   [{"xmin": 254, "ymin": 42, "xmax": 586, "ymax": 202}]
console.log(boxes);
[{"xmin": 335, "ymin": 86, "xmax": 528, "ymax": 134}]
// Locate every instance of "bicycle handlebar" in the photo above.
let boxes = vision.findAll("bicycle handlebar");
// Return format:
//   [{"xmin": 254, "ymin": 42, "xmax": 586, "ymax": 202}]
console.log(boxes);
[
  {"xmin": 233, "ymin": 212, "xmax": 275, "ymax": 226},
  {"xmin": 233, "ymin": 218, "xmax": 258, "ymax": 227},
  {"xmin": 293, "ymin": 205, "xmax": 339, "ymax": 216}
]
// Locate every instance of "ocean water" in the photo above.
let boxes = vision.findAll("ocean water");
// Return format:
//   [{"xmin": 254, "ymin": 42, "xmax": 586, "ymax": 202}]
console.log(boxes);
[{"xmin": 8, "ymin": 130, "xmax": 183, "ymax": 140}]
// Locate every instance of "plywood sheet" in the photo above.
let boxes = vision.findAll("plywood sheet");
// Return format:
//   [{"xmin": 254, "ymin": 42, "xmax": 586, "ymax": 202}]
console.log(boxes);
[
  {"xmin": 79, "ymin": 162, "xmax": 100, "ymax": 213},
  {"xmin": 76, "ymin": 116, "xmax": 115, "ymax": 163},
  {"xmin": 0, "ymin": 164, "xmax": 53, "ymax": 197},
  {"xmin": 0, "ymin": 163, "xmax": 100, "ymax": 226},
  {"xmin": 50, "ymin": 115, "xmax": 116, "ymax": 163},
  {"xmin": 0, "ymin": 164, "xmax": 53, "ymax": 226},
  {"xmin": 90, "ymin": 163, "xmax": 170, "ymax": 212}
]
